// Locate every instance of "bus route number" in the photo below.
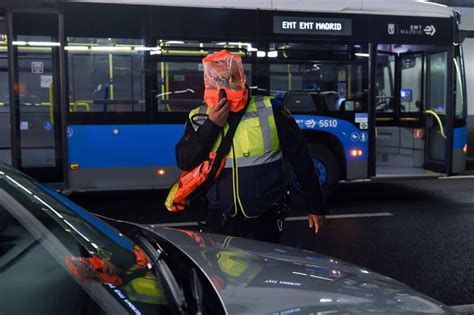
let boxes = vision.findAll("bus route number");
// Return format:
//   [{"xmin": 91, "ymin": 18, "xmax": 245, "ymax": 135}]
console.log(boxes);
[{"xmin": 318, "ymin": 119, "xmax": 338, "ymax": 128}]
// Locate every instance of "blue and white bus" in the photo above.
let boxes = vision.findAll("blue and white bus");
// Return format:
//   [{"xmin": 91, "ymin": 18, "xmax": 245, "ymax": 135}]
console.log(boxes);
[{"xmin": 0, "ymin": 0, "xmax": 468, "ymax": 194}]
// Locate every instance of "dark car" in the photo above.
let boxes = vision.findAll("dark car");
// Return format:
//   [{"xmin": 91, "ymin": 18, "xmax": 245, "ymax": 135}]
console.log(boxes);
[{"xmin": 0, "ymin": 162, "xmax": 454, "ymax": 314}]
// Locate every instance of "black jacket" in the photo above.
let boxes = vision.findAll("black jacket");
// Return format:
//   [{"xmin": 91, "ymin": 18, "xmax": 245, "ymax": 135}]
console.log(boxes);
[{"xmin": 175, "ymin": 99, "xmax": 327, "ymax": 216}]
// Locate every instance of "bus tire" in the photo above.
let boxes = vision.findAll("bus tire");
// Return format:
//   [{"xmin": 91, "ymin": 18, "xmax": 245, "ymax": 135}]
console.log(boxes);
[{"xmin": 286, "ymin": 143, "xmax": 340, "ymax": 204}]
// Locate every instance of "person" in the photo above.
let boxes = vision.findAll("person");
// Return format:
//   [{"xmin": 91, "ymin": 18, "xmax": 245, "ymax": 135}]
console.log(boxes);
[
  {"xmin": 175, "ymin": 49, "xmax": 328, "ymax": 243},
  {"xmin": 66, "ymin": 245, "xmax": 168, "ymax": 306}
]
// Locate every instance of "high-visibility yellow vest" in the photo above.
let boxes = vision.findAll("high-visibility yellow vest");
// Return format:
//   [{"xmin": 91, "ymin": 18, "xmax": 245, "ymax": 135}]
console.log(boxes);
[
  {"xmin": 189, "ymin": 96, "xmax": 282, "ymax": 168},
  {"xmin": 189, "ymin": 96, "xmax": 283, "ymax": 218},
  {"xmin": 216, "ymin": 251, "xmax": 262, "ymax": 287},
  {"xmin": 122, "ymin": 272, "xmax": 168, "ymax": 305}
]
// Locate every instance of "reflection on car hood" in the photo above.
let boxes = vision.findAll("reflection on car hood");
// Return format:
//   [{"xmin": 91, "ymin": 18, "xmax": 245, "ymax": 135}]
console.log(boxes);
[{"xmin": 144, "ymin": 226, "xmax": 453, "ymax": 314}]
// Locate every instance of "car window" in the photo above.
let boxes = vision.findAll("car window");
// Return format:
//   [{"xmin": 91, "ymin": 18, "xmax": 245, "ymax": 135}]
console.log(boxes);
[
  {"xmin": 0, "ymin": 168, "xmax": 173, "ymax": 314},
  {"xmin": 0, "ymin": 201, "xmax": 110, "ymax": 315}
]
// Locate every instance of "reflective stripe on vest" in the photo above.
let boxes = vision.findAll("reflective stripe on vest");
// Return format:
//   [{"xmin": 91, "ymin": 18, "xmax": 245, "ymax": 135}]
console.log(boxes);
[
  {"xmin": 189, "ymin": 96, "xmax": 281, "ymax": 168},
  {"xmin": 225, "ymin": 151, "xmax": 282, "ymax": 168},
  {"xmin": 198, "ymin": 104, "xmax": 208, "ymax": 115}
]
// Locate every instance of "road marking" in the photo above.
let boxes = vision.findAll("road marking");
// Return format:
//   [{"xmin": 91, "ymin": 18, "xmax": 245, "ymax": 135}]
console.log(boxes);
[
  {"xmin": 439, "ymin": 175, "xmax": 474, "ymax": 180},
  {"xmin": 286, "ymin": 212, "xmax": 393, "ymax": 221},
  {"xmin": 153, "ymin": 221, "xmax": 200, "ymax": 227},
  {"xmin": 152, "ymin": 212, "xmax": 393, "ymax": 227}
]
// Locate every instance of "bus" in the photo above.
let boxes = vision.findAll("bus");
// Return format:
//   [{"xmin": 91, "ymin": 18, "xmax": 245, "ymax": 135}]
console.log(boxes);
[{"xmin": 0, "ymin": 0, "xmax": 468, "ymax": 195}]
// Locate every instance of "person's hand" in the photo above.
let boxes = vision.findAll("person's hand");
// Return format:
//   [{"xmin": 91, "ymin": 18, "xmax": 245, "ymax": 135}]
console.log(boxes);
[
  {"xmin": 308, "ymin": 214, "xmax": 325, "ymax": 234},
  {"xmin": 208, "ymin": 97, "xmax": 229, "ymax": 127}
]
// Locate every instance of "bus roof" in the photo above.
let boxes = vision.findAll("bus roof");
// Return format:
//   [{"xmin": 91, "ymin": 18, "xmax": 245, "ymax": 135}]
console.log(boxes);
[{"xmin": 63, "ymin": 0, "xmax": 454, "ymax": 18}]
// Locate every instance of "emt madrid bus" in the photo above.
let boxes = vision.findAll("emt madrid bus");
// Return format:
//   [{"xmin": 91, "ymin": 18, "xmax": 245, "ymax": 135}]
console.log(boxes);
[{"xmin": 0, "ymin": 0, "xmax": 468, "ymax": 194}]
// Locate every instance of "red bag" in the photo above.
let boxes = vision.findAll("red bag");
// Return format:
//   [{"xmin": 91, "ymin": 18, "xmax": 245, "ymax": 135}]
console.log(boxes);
[
  {"xmin": 65, "ymin": 256, "xmax": 123, "ymax": 285},
  {"xmin": 165, "ymin": 152, "xmax": 225, "ymax": 212}
]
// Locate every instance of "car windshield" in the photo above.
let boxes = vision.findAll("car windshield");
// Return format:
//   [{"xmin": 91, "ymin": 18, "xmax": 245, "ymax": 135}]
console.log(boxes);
[{"xmin": 0, "ymin": 163, "xmax": 173, "ymax": 314}]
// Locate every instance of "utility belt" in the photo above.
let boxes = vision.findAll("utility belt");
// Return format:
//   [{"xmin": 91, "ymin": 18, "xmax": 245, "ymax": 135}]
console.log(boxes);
[
  {"xmin": 219, "ymin": 194, "xmax": 292, "ymax": 232},
  {"xmin": 272, "ymin": 194, "xmax": 292, "ymax": 232}
]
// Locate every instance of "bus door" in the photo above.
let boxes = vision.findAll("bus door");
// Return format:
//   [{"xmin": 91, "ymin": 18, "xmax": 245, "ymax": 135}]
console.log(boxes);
[
  {"xmin": 375, "ymin": 51, "xmax": 427, "ymax": 176},
  {"xmin": 8, "ymin": 11, "xmax": 64, "ymax": 183},
  {"xmin": 423, "ymin": 49, "xmax": 454, "ymax": 174}
]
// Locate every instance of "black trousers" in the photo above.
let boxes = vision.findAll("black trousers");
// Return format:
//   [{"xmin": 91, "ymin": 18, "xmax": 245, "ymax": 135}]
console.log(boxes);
[{"xmin": 204, "ymin": 209, "xmax": 282, "ymax": 243}]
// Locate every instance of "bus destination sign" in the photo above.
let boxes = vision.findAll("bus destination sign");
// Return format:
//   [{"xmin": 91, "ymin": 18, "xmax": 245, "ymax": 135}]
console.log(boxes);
[{"xmin": 274, "ymin": 16, "xmax": 352, "ymax": 36}]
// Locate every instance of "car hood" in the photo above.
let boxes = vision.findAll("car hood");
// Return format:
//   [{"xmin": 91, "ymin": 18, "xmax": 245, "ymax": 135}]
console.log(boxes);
[{"xmin": 144, "ymin": 226, "xmax": 453, "ymax": 314}]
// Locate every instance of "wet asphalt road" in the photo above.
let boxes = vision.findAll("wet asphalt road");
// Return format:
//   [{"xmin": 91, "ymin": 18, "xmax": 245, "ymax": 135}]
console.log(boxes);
[{"xmin": 70, "ymin": 176, "xmax": 474, "ymax": 307}]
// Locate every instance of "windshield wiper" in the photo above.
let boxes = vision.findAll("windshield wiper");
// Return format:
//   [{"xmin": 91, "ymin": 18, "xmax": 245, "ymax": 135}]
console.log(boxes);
[{"xmin": 135, "ymin": 234, "xmax": 188, "ymax": 314}]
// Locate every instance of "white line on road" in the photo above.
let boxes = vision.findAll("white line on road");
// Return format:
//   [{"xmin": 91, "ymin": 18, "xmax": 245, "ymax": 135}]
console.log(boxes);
[
  {"xmin": 153, "ymin": 212, "xmax": 393, "ymax": 227},
  {"xmin": 153, "ymin": 222, "xmax": 200, "ymax": 227},
  {"xmin": 287, "ymin": 212, "xmax": 393, "ymax": 221},
  {"xmin": 439, "ymin": 175, "xmax": 474, "ymax": 180}
]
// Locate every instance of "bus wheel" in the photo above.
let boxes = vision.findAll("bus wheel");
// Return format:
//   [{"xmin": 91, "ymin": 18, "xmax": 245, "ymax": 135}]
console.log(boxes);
[{"xmin": 288, "ymin": 143, "xmax": 340, "ymax": 203}]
